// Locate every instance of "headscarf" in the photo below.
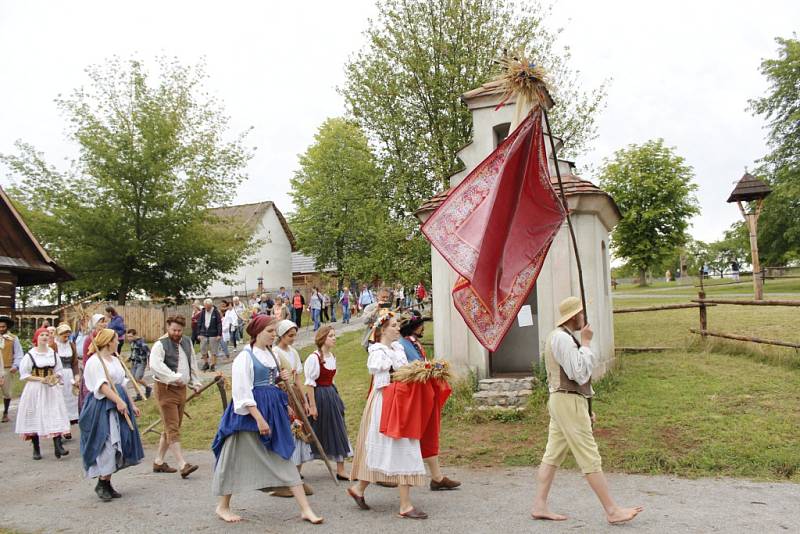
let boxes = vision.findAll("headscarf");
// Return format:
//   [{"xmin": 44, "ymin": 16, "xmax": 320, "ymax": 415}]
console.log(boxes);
[
  {"xmin": 89, "ymin": 313, "xmax": 105, "ymax": 330},
  {"xmin": 246, "ymin": 315, "xmax": 276, "ymax": 345},
  {"xmin": 89, "ymin": 328, "xmax": 117, "ymax": 356},
  {"xmin": 276, "ymin": 320, "xmax": 298, "ymax": 339}
]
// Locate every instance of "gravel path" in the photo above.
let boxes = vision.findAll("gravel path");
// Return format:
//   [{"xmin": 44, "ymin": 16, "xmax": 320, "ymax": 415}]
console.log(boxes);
[{"xmin": 2, "ymin": 425, "xmax": 798, "ymax": 533}]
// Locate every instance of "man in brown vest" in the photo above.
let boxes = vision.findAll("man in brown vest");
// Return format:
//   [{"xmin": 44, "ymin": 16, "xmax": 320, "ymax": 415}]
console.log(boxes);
[
  {"xmin": 149, "ymin": 315, "xmax": 202, "ymax": 478},
  {"xmin": 0, "ymin": 315, "xmax": 24, "ymax": 423},
  {"xmin": 531, "ymin": 297, "xmax": 643, "ymax": 525}
]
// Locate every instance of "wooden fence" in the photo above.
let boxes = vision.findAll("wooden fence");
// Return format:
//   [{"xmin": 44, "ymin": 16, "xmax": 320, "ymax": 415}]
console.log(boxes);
[
  {"xmin": 614, "ymin": 290, "xmax": 800, "ymax": 353},
  {"xmin": 61, "ymin": 301, "xmax": 168, "ymax": 342}
]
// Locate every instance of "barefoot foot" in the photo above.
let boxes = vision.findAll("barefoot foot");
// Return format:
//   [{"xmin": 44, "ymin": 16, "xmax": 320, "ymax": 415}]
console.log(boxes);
[
  {"xmin": 216, "ymin": 505, "xmax": 242, "ymax": 523},
  {"xmin": 301, "ymin": 511, "xmax": 324, "ymax": 525},
  {"xmin": 531, "ymin": 508, "xmax": 568, "ymax": 521},
  {"xmin": 607, "ymin": 506, "xmax": 644, "ymax": 524}
]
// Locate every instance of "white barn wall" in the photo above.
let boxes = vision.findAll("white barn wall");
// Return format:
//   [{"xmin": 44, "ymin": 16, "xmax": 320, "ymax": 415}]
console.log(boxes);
[{"xmin": 206, "ymin": 205, "xmax": 293, "ymax": 298}]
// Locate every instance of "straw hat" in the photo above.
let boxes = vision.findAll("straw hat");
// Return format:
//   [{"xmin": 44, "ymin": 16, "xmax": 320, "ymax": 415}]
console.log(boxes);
[
  {"xmin": 557, "ymin": 296, "xmax": 583, "ymax": 326},
  {"xmin": 56, "ymin": 323, "xmax": 72, "ymax": 336}
]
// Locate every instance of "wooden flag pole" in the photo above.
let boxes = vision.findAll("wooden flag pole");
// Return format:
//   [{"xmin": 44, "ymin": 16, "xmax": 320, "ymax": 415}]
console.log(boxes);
[{"xmin": 541, "ymin": 106, "xmax": 589, "ymax": 324}]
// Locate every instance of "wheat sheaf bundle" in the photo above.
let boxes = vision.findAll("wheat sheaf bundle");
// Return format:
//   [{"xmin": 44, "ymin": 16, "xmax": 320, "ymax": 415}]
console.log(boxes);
[
  {"xmin": 392, "ymin": 360, "xmax": 452, "ymax": 384},
  {"xmin": 494, "ymin": 53, "xmax": 551, "ymax": 110}
]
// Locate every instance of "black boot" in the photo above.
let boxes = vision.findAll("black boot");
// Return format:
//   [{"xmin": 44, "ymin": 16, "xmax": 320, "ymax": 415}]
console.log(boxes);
[
  {"xmin": 54, "ymin": 436, "xmax": 69, "ymax": 458},
  {"xmin": 31, "ymin": 435, "xmax": 42, "ymax": 460},
  {"xmin": 2, "ymin": 397, "xmax": 10, "ymax": 422},
  {"xmin": 95, "ymin": 479, "xmax": 113, "ymax": 501},
  {"xmin": 107, "ymin": 479, "xmax": 122, "ymax": 498}
]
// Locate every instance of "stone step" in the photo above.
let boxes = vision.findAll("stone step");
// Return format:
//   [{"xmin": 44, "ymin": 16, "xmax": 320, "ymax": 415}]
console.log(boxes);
[
  {"xmin": 478, "ymin": 377, "xmax": 536, "ymax": 392},
  {"xmin": 472, "ymin": 388, "xmax": 533, "ymax": 407}
]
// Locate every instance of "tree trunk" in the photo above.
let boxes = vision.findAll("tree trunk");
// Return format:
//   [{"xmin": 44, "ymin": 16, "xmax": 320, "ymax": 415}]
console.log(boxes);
[
  {"xmin": 638, "ymin": 267, "xmax": 648, "ymax": 287},
  {"xmin": 118, "ymin": 268, "xmax": 131, "ymax": 305}
]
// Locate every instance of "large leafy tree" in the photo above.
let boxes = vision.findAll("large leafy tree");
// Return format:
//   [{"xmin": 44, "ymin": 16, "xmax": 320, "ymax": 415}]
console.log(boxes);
[
  {"xmin": 341, "ymin": 0, "xmax": 606, "ymax": 278},
  {"xmin": 2, "ymin": 57, "xmax": 253, "ymax": 304},
  {"xmin": 599, "ymin": 139, "xmax": 700, "ymax": 286},
  {"xmin": 749, "ymin": 36, "xmax": 800, "ymax": 265}
]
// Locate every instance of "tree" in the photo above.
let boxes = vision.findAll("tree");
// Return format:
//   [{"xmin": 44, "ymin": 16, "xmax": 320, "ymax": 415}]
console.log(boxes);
[
  {"xmin": 341, "ymin": 0, "xmax": 606, "ymax": 276},
  {"xmin": 749, "ymin": 36, "xmax": 800, "ymax": 265},
  {"xmin": 599, "ymin": 139, "xmax": 700, "ymax": 286},
  {"xmin": 289, "ymin": 118, "xmax": 383, "ymax": 284},
  {"xmin": 2, "ymin": 57, "xmax": 254, "ymax": 304}
]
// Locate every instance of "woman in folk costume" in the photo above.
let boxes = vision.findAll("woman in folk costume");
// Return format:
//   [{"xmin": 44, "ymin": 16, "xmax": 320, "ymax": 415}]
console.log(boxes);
[
  {"xmin": 78, "ymin": 313, "xmax": 107, "ymax": 412},
  {"xmin": 304, "ymin": 324, "xmax": 353, "ymax": 480},
  {"xmin": 347, "ymin": 313, "xmax": 428, "ymax": 520},
  {"xmin": 50, "ymin": 323, "xmax": 80, "ymax": 438},
  {"xmin": 15, "ymin": 328, "xmax": 71, "ymax": 460},
  {"xmin": 211, "ymin": 315, "xmax": 323, "ymax": 525},
  {"xmin": 270, "ymin": 319, "xmax": 314, "ymax": 498},
  {"xmin": 79, "ymin": 328, "xmax": 144, "ymax": 501},
  {"xmin": 397, "ymin": 312, "xmax": 460, "ymax": 491}
]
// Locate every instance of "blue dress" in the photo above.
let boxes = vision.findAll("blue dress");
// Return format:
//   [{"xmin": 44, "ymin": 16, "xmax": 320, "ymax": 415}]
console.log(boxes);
[{"xmin": 211, "ymin": 348, "xmax": 295, "ymax": 462}]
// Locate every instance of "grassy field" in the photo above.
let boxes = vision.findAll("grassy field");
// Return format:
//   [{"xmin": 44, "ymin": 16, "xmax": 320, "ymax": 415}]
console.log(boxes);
[{"xmin": 133, "ymin": 284, "xmax": 799, "ymax": 482}]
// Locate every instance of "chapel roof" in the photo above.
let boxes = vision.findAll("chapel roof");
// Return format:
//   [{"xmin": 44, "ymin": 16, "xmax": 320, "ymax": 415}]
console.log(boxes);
[
  {"xmin": 415, "ymin": 174, "xmax": 621, "ymax": 219},
  {"xmin": 208, "ymin": 201, "xmax": 297, "ymax": 251}
]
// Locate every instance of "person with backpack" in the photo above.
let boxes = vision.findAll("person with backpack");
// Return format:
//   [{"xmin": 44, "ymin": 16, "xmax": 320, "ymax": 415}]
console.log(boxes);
[{"xmin": 126, "ymin": 329, "xmax": 152, "ymax": 401}]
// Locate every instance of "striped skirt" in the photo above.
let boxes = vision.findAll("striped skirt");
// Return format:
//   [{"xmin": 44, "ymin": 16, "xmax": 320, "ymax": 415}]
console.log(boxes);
[{"xmin": 350, "ymin": 387, "xmax": 425, "ymax": 486}]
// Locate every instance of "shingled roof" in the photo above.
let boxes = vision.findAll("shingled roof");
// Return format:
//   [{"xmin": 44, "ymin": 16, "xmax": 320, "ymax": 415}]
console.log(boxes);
[
  {"xmin": 208, "ymin": 201, "xmax": 297, "ymax": 251},
  {"xmin": 415, "ymin": 174, "xmax": 620, "ymax": 218},
  {"xmin": 726, "ymin": 173, "xmax": 772, "ymax": 203}
]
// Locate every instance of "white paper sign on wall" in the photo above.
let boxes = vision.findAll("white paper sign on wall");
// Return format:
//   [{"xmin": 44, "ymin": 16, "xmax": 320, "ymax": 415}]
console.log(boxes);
[{"xmin": 517, "ymin": 305, "xmax": 534, "ymax": 327}]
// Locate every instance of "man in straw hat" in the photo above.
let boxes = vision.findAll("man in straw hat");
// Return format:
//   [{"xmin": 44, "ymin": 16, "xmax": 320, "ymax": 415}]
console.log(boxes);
[
  {"xmin": 0, "ymin": 315, "xmax": 24, "ymax": 422},
  {"xmin": 531, "ymin": 296, "xmax": 643, "ymax": 525}
]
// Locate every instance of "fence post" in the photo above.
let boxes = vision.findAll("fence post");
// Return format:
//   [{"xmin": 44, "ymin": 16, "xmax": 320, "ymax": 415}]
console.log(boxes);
[{"xmin": 698, "ymin": 290, "xmax": 707, "ymax": 338}]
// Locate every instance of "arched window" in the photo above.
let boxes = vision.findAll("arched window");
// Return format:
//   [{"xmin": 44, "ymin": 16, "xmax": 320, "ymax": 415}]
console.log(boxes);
[{"xmin": 493, "ymin": 123, "xmax": 511, "ymax": 148}]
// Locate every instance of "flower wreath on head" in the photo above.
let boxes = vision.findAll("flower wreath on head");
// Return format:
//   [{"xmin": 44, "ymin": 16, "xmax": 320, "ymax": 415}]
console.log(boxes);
[{"xmin": 368, "ymin": 309, "xmax": 394, "ymax": 344}]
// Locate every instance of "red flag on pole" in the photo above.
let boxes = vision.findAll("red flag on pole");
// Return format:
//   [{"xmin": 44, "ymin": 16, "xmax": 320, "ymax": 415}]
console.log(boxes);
[{"xmin": 421, "ymin": 109, "xmax": 565, "ymax": 351}]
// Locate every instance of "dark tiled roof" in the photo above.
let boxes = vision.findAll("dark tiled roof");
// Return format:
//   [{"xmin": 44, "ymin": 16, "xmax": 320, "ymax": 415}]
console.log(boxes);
[
  {"xmin": 416, "ymin": 174, "xmax": 617, "ymax": 216},
  {"xmin": 726, "ymin": 173, "xmax": 772, "ymax": 203},
  {"xmin": 208, "ymin": 201, "xmax": 297, "ymax": 251}
]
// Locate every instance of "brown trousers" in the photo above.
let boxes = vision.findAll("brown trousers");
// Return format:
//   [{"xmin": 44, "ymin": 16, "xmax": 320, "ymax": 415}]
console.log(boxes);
[{"xmin": 155, "ymin": 382, "xmax": 187, "ymax": 445}]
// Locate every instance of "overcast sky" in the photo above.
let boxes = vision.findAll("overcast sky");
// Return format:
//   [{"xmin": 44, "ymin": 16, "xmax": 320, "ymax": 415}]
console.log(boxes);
[{"xmin": 1, "ymin": 0, "xmax": 797, "ymax": 244}]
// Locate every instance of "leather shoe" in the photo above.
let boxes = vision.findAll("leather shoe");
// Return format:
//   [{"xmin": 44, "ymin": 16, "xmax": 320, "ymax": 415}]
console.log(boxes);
[
  {"xmin": 430, "ymin": 476, "xmax": 461, "ymax": 491},
  {"xmin": 376, "ymin": 480, "xmax": 398, "ymax": 488},
  {"xmin": 180, "ymin": 463, "xmax": 198, "ymax": 478},
  {"xmin": 347, "ymin": 487, "xmax": 370, "ymax": 510},
  {"xmin": 153, "ymin": 462, "xmax": 178, "ymax": 473},
  {"xmin": 270, "ymin": 487, "xmax": 294, "ymax": 498}
]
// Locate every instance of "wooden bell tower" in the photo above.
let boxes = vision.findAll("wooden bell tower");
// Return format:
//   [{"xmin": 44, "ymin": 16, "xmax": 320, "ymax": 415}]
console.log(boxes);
[{"xmin": 726, "ymin": 172, "xmax": 771, "ymax": 300}]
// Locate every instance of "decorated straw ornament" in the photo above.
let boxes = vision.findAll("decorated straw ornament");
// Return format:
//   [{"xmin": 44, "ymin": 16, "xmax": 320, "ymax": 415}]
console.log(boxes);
[{"xmin": 493, "ymin": 52, "xmax": 551, "ymax": 112}]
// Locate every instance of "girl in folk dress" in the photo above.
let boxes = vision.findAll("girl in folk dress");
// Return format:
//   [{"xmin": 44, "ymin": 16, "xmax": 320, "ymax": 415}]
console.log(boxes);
[
  {"xmin": 270, "ymin": 319, "xmax": 314, "ymax": 498},
  {"xmin": 78, "ymin": 313, "xmax": 107, "ymax": 412},
  {"xmin": 79, "ymin": 329, "xmax": 144, "ymax": 501},
  {"xmin": 305, "ymin": 325, "xmax": 353, "ymax": 480},
  {"xmin": 15, "ymin": 329, "xmax": 71, "ymax": 460},
  {"xmin": 51, "ymin": 323, "xmax": 80, "ymax": 438},
  {"xmin": 211, "ymin": 315, "xmax": 323, "ymax": 525},
  {"xmin": 347, "ymin": 314, "xmax": 428, "ymax": 519}
]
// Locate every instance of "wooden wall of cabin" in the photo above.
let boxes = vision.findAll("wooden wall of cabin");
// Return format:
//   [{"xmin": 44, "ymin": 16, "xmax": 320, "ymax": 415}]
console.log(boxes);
[{"xmin": 0, "ymin": 269, "xmax": 16, "ymax": 315}]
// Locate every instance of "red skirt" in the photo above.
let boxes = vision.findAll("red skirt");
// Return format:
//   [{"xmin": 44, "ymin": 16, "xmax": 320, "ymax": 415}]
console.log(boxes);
[{"xmin": 379, "ymin": 378, "xmax": 451, "ymax": 458}]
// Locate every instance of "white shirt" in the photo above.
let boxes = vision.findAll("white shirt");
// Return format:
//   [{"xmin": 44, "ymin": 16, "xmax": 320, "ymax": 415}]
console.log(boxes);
[
  {"xmin": 273, "ymin": 345, "xmax": 302, "ymax": 374},
  {"xmin": 222, "ymin": 309, "xmax": 238, "ymax": 331},
  {"xmin": 367, "ymin": 341, "xmax": 408, "ymax": 390},
  {"xmin": 149, "ymin": 337, "xmax": 201, "ymax": 387},
  {"xmin": 84, "ymin": 355, "xmax": 127, "ymax": 400},
  {"xmin": 303, "ymin": 350, "xmax": 337, "ymax": 387},
  {"xmin": 549, "ymin": 328, "xmax": 599, "ymax": 391},
  {"xmin": 19, "ymin": 348, "xmax": 63, "ymax": 380},
  {"xmin": 232, "ymin": 346, "xmax": 280, "ymax": 415},
  {"xmin": 204, "ymin": 308, "xmax": 213, "ymax": 328}
]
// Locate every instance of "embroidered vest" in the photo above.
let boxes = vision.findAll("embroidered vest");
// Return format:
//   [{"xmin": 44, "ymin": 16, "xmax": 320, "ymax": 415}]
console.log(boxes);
[
  {"xmin": 313, "ymin": 351, "xmax": 336, "ymax": 386},
  {"xmin": 1, "ymin": 333, "xmax": 16, "ymax": 368},
  {"xmin": 27, "ymin": 349, "xmax": 57, "ymax": 378},
  {"xmin": 544, "ymin": 327, "xmax": 593, "ymax": 398},
  {"xmin": 244, "ymin": 347, "xmax": 279, "ymax": 387},
  {"xmin": 159, "ymin": 336, "xmax": 195, "ymax": 380}
]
